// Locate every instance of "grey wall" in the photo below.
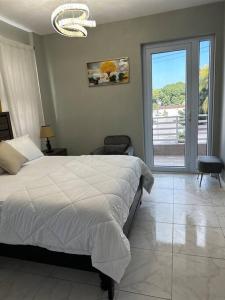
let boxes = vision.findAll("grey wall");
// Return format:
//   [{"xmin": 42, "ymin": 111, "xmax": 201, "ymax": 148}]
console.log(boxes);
[
  {"xmin": 39, "ymin": 3, "xmax": 225, "ymax": 158},
  {"xmin": 0, "ymin": 20, "xmax": 30, "ymax": 45},
  {"xmin": 33, "ymin": 33, "xmax": 58, "ymax": 148},
  {"xmin": 220, "ymin": 4, "xmax": 225, "ymax": 180},
  {"xmin": 33, "ymin": 34, "xmax": 56, "ymax": 126}
]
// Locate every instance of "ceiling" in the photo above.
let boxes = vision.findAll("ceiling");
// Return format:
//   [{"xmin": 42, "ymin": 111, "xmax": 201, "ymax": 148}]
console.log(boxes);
[{"xmin": 0, "ymin": 0, "xmax": 222, "ymax": 35}]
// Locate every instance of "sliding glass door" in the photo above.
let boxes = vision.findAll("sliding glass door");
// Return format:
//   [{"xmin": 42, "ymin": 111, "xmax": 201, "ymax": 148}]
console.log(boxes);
[{"xmin": 143, "ymin": 37, "xmax": 214, "ymax": 172}]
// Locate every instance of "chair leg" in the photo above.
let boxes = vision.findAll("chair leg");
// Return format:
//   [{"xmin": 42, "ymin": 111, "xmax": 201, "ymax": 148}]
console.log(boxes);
[
  {"xmin": 217, "ymin": 174, "xmax": 222, "ymax": 188},
  {"xmin": 199, "ymin": 173, "xmax": 203, "ymax": 187},
  {"xmin": 197, "ymin": 173, "xmax": 200, "ymax": 180}
]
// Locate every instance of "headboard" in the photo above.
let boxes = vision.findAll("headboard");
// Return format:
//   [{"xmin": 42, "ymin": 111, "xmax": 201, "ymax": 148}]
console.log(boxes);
[{"xmin": 0, "ymin": 112, "xmax": 13, "ymax": 141}]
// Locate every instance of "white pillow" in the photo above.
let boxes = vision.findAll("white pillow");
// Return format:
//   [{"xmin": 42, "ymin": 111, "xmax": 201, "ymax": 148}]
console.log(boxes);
[{"xmin": 5, "ymin": 135, "xmax": 44, "ymax": 161}]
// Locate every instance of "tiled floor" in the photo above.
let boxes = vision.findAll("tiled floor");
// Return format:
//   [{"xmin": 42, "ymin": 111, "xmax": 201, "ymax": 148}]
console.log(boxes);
[{"xmin": 1, "ymin": 173, "xmax": 225, "ymax": 299}]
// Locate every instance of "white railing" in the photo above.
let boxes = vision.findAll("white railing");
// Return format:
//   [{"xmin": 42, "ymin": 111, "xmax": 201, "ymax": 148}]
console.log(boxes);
[{"xmin": 153, "ymin": 114, "xmax": 207, "ymax": 145}]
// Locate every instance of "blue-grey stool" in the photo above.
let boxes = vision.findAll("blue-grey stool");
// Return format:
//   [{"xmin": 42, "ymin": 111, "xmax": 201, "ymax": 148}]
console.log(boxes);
[{"xmin": 197, "ymin": 156, "xmax": 224, "ymax": 187}]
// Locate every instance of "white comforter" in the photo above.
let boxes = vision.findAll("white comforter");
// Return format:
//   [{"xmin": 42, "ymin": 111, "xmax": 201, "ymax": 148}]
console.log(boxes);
[{"xmin": 0, "ymin": 155, "xmax": 153, "ymax": 282}]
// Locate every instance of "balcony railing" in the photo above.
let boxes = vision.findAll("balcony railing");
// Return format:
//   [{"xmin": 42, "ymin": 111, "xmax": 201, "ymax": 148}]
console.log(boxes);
[{"xmin": 153, "ymin": 114, "xmax": 207, "ymax": 145}]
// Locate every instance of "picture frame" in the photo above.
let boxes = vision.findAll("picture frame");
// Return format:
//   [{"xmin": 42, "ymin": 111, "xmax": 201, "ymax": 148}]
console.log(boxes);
[{"xmin": 87, "ymin": 57, "xmax": 129, "ymax": 87}]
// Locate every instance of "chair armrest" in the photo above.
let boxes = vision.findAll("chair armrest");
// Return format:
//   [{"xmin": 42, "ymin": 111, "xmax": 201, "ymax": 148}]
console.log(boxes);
[
  {"xmin": 90, "ymin": 146, "xmax": 105, "ymax": 155},
  {"xmin": 124, "ymin": 146, "xmax": 134, "ymax": 156}
]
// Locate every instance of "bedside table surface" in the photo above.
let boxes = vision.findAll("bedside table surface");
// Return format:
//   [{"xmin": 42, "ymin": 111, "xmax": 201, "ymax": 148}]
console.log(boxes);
[{"xmin": 43, "ymin": 148, "xmax": 67, "ymax": 156}]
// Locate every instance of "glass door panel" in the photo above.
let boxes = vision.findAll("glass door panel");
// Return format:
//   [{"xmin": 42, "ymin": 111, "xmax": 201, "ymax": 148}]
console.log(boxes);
[
  {"xmin": 151, "ymin": 49, "xmax": 187, "ymax": 167},
  {"xmin": 143, "ymin": 37, "xmax": 214, "ymax": 172},
  {"xmin": 198, "ymin": 40, "xmax": 211, "ymax": 156}
]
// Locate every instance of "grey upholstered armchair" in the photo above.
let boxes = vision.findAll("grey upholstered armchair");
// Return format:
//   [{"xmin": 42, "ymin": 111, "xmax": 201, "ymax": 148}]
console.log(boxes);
[{"xmin": 90, "ymin": 135, "xmax": 134, "ymax": 156}]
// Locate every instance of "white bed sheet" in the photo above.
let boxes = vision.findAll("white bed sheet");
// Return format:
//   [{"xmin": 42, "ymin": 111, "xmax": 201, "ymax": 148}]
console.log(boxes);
[
  {"xmin": 0, "ymin": 157, "xmax": 72, "ymax": 221},
  {"xmin": 0, "ymin": 155, "xmax": 153, "ymax": 282},
  {"xmin": 0, "ymin": 157, "xmax": 55, "ymax": 203}
]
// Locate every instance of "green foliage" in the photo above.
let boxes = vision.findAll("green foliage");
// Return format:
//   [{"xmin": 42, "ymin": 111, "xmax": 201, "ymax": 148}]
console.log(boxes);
[
  {"xmin": 153, "ymin": 103, "xmax": 160, "ymax": 110},
  {"xmin": 152, "ymin": 82, "xmax": 185, "ymax": 106},
  {"xmin": 118, "ymin": 73, "xmax": 125, "ymax": 81},
  {"xmin": 109, "ymin": 74, "xmax": 117, "ymax": 82},
  {"xmin": 152, "ymin": 65, "xmax": 209, "ymax": 113},
  {"xmin": 199, "ymin": 65, "xmax": 209, "ymax": 114},
  {"xmin": 178, "ymin": 109, "xmax": 185, "ymax": 126},
  {"xmin": 178, "ymin": 109, "xmax": 185, "ymax": 142},
  {"xmin": 178, "ymin": 130, "xmax": 185, "ymax": 143}
]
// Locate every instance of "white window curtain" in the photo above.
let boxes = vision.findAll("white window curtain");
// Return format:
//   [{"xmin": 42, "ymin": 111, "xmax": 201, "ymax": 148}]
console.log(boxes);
[{"xmin": 0, "ymin": 36, "xmax": 44, "ymax": 147}]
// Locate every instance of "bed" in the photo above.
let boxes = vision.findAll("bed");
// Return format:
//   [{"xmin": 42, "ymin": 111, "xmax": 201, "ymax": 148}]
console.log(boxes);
[{"xmin": 0, "ymin": 112, "xmax": 154, "ymax": 300}]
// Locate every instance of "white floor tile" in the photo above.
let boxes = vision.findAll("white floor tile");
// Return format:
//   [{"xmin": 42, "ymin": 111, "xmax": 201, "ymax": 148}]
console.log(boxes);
[
  {"xmin": 130, "ymin": 221, "xmax": 172, "ymax": 253},
  {"xmin": 173, "ymin": 189, "xmax": 212, "ymax": 206},
  {"xmin": 33, "ymin": 277, "xmax": 72, "ymax": 300},
  {"xmin": 173, "ymin": 175, "xmax": 199, "ymax": 191},
  {"xmin": 173, "ymin": 254, "xmax": 225, "ymax": 300},
  {"xmin": 135, "ymin": 202, "xmax": 173, "ymax": 224},
  {"xmin": 118, "ymin": 291, "xmax": 163, "ymax": 300},
  {"xmin": 51, "ymin": 265, "xmax": 99, "ymax": 286},
  {"xmin": 173, "ymin": 224, "xmax": 225, "ymax": 259},
  {"xmin": 17, "ymin": 260, "xmax": 54, "ymax": 276},
  {"xmin": 198, "ymin": 176, "xmax": 224, "ymax": 191},
  {"xmin": 120, "ymin": 248, "xmax": 172, "ymax": 299},
  {"xmin": 68, "ymin": 283, "xmax": 103, "ymax": 300},
  {"xmin": 209, "ymin": 191, "xmax": 225, "ymax": 206},
  {"xmin": 0, "ymin": 256, "xmax": 22, "ymax": 271},
  {"xmin": 173, "ymin": 204, "xmax": 220, "ymax": 227},
  {"xmin": 152, "ymin": 175, "xmax": 173, "ymax": 190},
  {"xmin": 214, "ymin": 207, "xmax": 225, "ymax": 228},
  {"xmin": 143, "ymin": 188, "xmax": 173, "ymax": 204},
  {"xmin": 0, "ymin": 269, "xmax": 45, "ymax": 300}
]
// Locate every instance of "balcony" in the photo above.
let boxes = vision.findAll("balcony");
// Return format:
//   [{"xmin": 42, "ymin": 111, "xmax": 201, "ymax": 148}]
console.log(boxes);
[{"xmin": 152, "ymin": 114, "xmax": 208, "ymax": 166}]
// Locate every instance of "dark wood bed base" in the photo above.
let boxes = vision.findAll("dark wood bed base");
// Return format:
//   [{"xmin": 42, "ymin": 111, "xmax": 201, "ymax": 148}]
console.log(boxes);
[{"xmin": 0, "ymin": 112, "xmax": 143, "ymax": 299}]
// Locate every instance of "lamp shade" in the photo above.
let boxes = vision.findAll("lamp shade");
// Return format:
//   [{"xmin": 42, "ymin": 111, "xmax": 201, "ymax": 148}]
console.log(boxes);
[{"xmin": 40, "ymin": 126, "xmax": 54, "ymax": 138}]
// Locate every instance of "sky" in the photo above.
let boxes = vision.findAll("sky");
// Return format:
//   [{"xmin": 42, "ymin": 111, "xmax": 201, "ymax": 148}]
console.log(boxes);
[{"xmin": 152, "ymin": 40, "xmax": 210, "ymax": 89}]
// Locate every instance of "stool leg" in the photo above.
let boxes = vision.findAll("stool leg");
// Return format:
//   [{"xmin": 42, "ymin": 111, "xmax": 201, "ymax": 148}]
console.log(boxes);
[
  {"xmin": 199, "ymin": 173, "xmax": 203, "ymax": 187},
  {"xmin": 217, "ymin": 174, "xmax": 222, "ymax": 188}
]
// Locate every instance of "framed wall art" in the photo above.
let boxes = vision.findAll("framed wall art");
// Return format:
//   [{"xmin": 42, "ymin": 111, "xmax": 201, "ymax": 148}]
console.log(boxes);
[{"xmin": 87, "ymin": 57, "xmax": 129, "ymax": 87}]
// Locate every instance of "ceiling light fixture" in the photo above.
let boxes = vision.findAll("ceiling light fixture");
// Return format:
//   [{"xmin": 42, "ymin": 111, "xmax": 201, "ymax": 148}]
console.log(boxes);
[{"xmin": 51, "ymin": 3, "xmax": 96, "ymax": 38}]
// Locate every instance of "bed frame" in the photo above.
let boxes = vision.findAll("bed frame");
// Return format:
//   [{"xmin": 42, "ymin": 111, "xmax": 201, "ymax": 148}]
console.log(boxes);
[
  {"xmin": 0, "ymin": 112, "xmax": 13, "ymax": 141},
  {"xmin": 0, "ymin": 112, "xmax": 143, "ymax": 300}
]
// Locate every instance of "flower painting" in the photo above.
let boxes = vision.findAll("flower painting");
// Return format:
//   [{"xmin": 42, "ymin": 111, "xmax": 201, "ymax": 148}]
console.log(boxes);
[{"xmin": 87, "ymin": 57, "xmax": 129, "ymax": 87}]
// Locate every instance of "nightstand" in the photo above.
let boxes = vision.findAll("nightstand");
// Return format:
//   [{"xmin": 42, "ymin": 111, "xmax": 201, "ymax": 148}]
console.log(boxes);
[{"xmin": 43, "ymin": 148, "xmax": 68, "ymax": 156}]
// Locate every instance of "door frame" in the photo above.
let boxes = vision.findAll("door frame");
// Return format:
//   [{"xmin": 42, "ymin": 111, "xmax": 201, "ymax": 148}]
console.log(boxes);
[{"xmin": 142, "ymin": 36, "xmax": 215, "ymax": 173}]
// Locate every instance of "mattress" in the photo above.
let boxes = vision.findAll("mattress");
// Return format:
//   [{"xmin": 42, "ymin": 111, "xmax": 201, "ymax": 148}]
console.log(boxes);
[{"xmin": 0, "ymin": 155, "xmax": 153, "ymax": 282}]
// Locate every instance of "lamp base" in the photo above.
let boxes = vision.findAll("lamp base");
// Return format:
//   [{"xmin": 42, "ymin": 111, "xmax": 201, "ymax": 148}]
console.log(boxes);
[
  {"xmin": 46, "ymin": 138, "xmax": 53, "ymax": 153},
  {"xmin": 45, "ymin": 149, "xmax": 54, "ymax": 153}
]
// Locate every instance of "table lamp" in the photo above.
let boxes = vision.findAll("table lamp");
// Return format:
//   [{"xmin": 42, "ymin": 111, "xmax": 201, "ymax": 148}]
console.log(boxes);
[{"xmin": 40, "ymin": 125, "xmax": 54, "ymax": 153}]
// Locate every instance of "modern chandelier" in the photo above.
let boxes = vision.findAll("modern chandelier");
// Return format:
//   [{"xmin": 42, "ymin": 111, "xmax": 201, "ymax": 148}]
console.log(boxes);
[{"xmin": 51, "ymin": 3, "xmax": 96, "ymax": 37}]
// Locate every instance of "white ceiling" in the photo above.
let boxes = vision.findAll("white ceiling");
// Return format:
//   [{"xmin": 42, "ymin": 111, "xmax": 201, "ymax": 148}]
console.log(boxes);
[{"xmin": 0, "ymin": 0, "xmax": 223, "ymax": 35}]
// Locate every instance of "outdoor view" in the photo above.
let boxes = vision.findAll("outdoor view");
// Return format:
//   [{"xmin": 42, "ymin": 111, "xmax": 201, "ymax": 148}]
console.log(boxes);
[{"xmin": 152, "ymin": 41, "xmax": 210, "ymax": 167}]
